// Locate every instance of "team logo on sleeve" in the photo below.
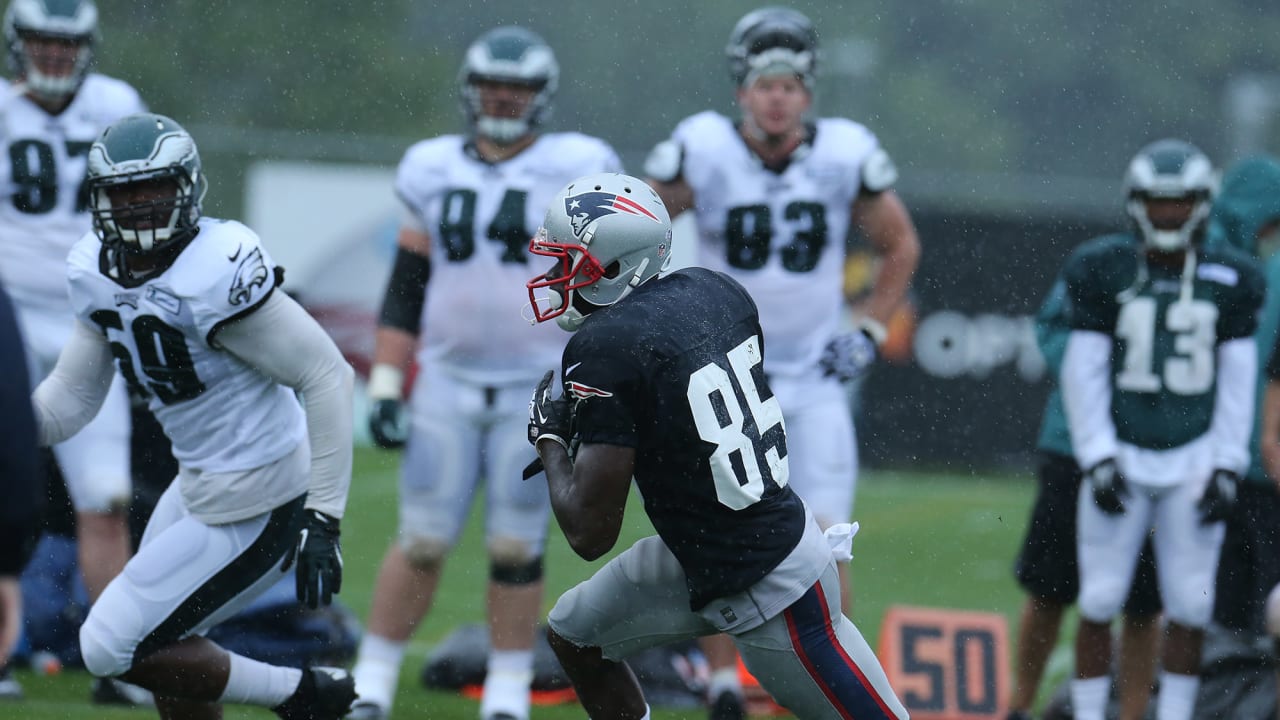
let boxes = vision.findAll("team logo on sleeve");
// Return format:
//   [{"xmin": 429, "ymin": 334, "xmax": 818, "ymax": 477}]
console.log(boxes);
[
  {"xmin": 228, "ymin": 248, "xmax": 270, "ymax": 306},
  {"xmin": 567, "ymin": 381, "xmax": 613, "ymax": 400},
  {"xmin": 565, "ymin": 191, "xmax": 662, "ymax": 238}
]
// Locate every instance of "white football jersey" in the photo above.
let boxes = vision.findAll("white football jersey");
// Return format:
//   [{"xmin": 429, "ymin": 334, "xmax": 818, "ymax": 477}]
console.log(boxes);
[
  {"xmin": 395, "ymin": 132, "xmax": 622, "ymax": 385},
  {"xmin": 675, "ymin": 111, "xmax": 886, "ymax": 376},
  {"xmin": 0, "ymin": 74, "xmax": 145, "ymax": 313},
  {"xmin": 65, "ymin": 218, "xmax": 307, "ymax": 481}
]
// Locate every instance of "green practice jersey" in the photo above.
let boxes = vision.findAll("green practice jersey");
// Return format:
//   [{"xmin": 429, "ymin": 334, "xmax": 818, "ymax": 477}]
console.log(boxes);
[{"xmin": 1063, "ymin": 234, "xmax": 1264, "ymax": 450}]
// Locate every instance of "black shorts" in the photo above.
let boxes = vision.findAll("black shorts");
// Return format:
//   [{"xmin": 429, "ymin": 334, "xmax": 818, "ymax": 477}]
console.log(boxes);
[
  {"xmin": 1013, "ymin": 452, "xmax": 1161, "ymax": 616},
  {"xmin": 1213, "ymin": 482, "xmax": 1280, "ymax": 633}
]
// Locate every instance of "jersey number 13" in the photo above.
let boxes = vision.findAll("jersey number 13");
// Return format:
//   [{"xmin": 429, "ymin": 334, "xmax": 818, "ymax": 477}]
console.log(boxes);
[{"xmin": 1115, "ymin": 297, "xmax": 1218, "ymax": 395}]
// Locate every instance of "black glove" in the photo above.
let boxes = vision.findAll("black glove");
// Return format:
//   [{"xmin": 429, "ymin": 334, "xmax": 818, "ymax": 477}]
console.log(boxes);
[
  {"xmin": 528, "ymin": 369, "xmax": 572, "ymax": 450},
  {"xmin": 368, "ymin": 398, "xmax": 407, "ymax": 449},
  {"xmin": 819, "ymin": 330, "xmax": 879, "ymax": 383},
  {"xmin": 1197, "ymin": 469, "xmax": 1240, "ymax": 525},
  {"xmin": 283, "ymin": 510, "xmax": 343, "ymax": 609},
  {"xmin": 1085, "ymin": 458, "xmax": 1128, "ymax": 515}
]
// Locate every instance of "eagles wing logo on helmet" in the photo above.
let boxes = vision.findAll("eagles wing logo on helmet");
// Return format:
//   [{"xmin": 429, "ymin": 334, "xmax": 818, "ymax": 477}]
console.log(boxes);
[
  {"xmin": 564, "ymin": 191, "xmax": 663, "ymax": 239},
  {"xmin": 228, "ymin": 247, "xmax": 269, "ymax": 306}
]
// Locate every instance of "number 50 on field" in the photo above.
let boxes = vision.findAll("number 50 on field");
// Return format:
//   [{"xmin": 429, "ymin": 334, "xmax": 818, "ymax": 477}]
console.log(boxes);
[{"xmin": 877, "ymin": 606, "xmax": 1010, "ymax": 720}]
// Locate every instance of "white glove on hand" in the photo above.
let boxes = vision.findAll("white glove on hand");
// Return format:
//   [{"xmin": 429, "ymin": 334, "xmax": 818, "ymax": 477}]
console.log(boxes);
[{"xmin": 819, "ymin": 330, "xmax": 878, "ymax": 382}]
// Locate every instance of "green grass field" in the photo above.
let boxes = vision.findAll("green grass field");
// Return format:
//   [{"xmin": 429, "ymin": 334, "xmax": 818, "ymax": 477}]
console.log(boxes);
[{"xmin": 8, "ymin": 449, "xmax": 1050, "ymax": 719}]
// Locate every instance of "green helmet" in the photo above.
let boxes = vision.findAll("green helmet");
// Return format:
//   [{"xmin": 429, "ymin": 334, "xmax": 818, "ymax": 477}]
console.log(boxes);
[
  {"xmin": 86, "ymin": 112, "xmax": 207, "ymax": 255},
  {"xmin": 1123, "ymin": 138, "xmax": 1217, "ymax": 252},
  {"xmin": 4, "ymin": 0, "xmax": 98, "ymax": 101},
  {"xmin": 458, "ymin": 26, "xmax": 558, "ymax": 144}
]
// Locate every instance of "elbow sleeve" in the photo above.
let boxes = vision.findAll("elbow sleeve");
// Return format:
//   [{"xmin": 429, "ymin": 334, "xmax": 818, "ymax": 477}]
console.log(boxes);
[{"xmin": 378, "ymin": 248, "xmax": 431, "ymax": 333}]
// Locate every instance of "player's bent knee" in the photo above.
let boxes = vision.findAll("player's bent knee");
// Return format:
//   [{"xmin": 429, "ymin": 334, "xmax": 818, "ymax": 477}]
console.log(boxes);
[
  {"xmin": 79, "ymin": 618, "xmax": 132, "ymax": 678},
  {"xmin": 547, "ymin": 587, "xmax": 597, "ymax": 648},
  {"xmin": 400, "ymin": 536, "xmax": 450, "ymax": 571}
]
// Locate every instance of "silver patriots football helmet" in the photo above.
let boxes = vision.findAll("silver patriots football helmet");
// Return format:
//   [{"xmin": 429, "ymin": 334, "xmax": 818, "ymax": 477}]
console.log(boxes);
[{"xmin": 527, "ymin": 173, "xmax": 672, "ymax": 331}]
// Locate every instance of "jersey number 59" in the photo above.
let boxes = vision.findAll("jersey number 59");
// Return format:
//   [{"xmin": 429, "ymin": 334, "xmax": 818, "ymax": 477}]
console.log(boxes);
[{"xmin": 686, "ymin": 334, "xmax": 789, "ymax": 510}]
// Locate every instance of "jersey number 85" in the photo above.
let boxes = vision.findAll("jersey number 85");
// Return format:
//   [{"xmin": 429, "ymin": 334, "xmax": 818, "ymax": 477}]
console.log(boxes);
[{"xmin": 687, "ymin": 334, "xmax": 789, "ymax": 510}]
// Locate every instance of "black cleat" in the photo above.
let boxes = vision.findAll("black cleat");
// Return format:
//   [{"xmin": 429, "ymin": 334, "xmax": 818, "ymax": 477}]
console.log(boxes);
[
  {"xmin": 274, "ymin": 666, "xmax": 358, "ymax": 720},
  {"xmin": 1005, "ymin": 712, "xmax": 1033, "ymax": 720},
  {"xmin": 709, "ymin": 690, "xmax": 746, "ymax": 720}
]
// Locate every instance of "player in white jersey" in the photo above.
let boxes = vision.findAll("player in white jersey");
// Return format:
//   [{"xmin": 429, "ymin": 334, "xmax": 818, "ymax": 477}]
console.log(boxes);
[
  {"xmin": 30, "ymin": 113, "xmax": 356, "ymax": 720},
  {"xmin": 0, "ymin": 0, "xmax": 144, "ymax": 649},
  {"xmin": 347, "ymin": 26, "xmax": 621, "ymax": 720},
  {"xmin": 645, "ymin": 7, "xmax": 920, "ymax": 718}
]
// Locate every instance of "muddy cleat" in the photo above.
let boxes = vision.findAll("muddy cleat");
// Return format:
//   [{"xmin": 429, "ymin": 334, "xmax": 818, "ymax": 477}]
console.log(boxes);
[
  {"xmin": 274, "ymin": 666, "xmax": 358, "ymax": 720},
  {"xmin": 709, "ymin": 690, "xmax": 746, "ymax": 720},
  {"xmin": 345, "ymin": 699, "xmax": 387, "ymax": 720}
]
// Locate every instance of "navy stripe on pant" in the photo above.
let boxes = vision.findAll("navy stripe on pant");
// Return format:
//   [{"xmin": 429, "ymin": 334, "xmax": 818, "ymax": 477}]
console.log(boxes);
[{"xmin": 783, "ymin": 581, "xmax": 897, "ymax": 719}]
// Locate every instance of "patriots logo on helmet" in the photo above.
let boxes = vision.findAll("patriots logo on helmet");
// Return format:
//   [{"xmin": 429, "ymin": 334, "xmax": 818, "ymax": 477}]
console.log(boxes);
[
  {"xmin": 567, "ymin": 381, "xmax": 613, "ymax": 400},
  {"xmin": 564, "ymin": 191, "xmax": 662, "ymax": 239}
]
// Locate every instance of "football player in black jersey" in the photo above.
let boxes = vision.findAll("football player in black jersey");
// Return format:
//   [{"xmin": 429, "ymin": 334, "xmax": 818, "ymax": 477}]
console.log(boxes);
[{"xmin": 523, "ymin": 172, "xmax": 908, "ymax": 720}]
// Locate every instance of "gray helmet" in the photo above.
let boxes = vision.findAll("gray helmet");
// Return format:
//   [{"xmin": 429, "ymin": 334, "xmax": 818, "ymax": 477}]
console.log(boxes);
[
  {"xmin": 458, "ymin": 26, "xmax": 559, "ymax": 145},
  {"xmin": 4, "ymin": 0, "xmax": 97, "ymax": 101},
  {"xmin": 527, "ymin": 173, "xmax": 672, "ymax": 331},
  {"xmin": 87, "ymin": 113, "xmax": 208, "ymax": 255},
  {"xmin": 726, "ymin": 6, "xmax": 818, "ymax": 90},
  {"xmin": 1123, "ymin": 138, "xmax": 1216, "ymax": 252}
]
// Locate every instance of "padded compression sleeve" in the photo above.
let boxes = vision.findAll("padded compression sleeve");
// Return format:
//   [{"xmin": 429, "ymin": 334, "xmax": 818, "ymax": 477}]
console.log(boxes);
[
  {"xmin": 214, "ymin": 292, "xmax": 354, "ymax": 519},
  {"xmin": 1062, "ymin": 329, "xmax": 1117, "ymax": 469},
  {"xmin": 1209, "ymin": 337, "xmax": 1257, "ymax": 472},
  {"xmin": 31, "ymin": 319, "xmax": 116, "ymax": 447},
  {"xmin": 377, "ymin": 247, "xmax": 431, "ymax": 334}
]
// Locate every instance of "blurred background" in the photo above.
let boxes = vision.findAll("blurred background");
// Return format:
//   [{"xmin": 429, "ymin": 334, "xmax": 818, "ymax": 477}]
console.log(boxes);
[{"xmin": 87, "ymin": 0, "xmax": 1280, "ymax": 472}]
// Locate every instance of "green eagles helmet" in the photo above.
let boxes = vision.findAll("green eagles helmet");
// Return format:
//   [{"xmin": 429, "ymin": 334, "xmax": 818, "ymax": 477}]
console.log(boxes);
[
  {"xmin": 86, "ymin": 113, "xmax": 208, "ymax": 256},
  {"xmin": 527, "ymin": 173, "xmax": 672, "ymax": 331},
  {"xmin": 1123, "ymin": 138, "xmax": 1217, "ymax": 252},
  {"xmin": 458, "ymin": 26, "xmax": 558, "ymax": 145},
  {"xmin": 726, "ymin": 6, "xmax": 818, "ymax": 91},
  {"xmin": 4, "ymin": 0, "xmax": 97, "ymax": 101}
]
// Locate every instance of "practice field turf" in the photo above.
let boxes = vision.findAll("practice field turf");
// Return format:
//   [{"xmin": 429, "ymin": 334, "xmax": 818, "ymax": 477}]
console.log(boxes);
[{"xmin": 8, "ymin": 448, "xmax": 1043, "ymax": 719}]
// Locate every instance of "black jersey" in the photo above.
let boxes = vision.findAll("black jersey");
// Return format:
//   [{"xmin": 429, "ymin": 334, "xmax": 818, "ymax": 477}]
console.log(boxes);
[{"xmin": 562, "ymin": 267, "xmax": 806, "ymax": 610}]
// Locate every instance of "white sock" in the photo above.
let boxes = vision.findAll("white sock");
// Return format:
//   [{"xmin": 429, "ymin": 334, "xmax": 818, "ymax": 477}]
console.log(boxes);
[
  {"xmin": 351, "ymin": 633, "xmax": 407, "ymax": 711},
  {"xmin": 1069, "ymin": 675, "xmax": 1110, "ymax": 720},
  {"xmin": 1156, "ymin": 672, "xmax": 1199, "ymax": 720},
  {"xmin": 640, "ymin": 703, "xmax": 652, "ymax": 720},
  {"xmin": 707, "ymin": 667, "xmax": 742, "ymax": 699},
  {"xmin": 481, "ymin": 650, "xmax": 534, "ymax": 720},
  {"xmin": 218, "ymin": 653, "xmax": 302, "ymax": 707}
]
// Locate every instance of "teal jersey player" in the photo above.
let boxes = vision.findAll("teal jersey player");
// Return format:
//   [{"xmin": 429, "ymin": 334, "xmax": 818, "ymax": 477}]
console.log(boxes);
[
  {"xmin": 1062, "ymin": 139, "xmax": 1264, "ymax": 720},
  {"xmin": 1062, "ymin": 233, "xmax": 1264, "ymax": 451}
]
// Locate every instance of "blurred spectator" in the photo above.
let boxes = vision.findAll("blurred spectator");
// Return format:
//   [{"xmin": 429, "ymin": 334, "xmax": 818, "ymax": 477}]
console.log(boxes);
[
  {"xmin": 1004, "ymin": 275, "xmax": 1161, "ymax": 720},
  {"xmin": 0, "ymin": 279, "xmax": 40, "ymax": 681},
  {"xmin": 0, "ymin": 0, "xmax": 146, "ymax": 629},
  {"xmin": 1205, "ymin": 155, "xmax": 1280, "ymax": 638}
]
